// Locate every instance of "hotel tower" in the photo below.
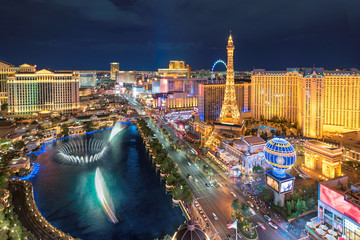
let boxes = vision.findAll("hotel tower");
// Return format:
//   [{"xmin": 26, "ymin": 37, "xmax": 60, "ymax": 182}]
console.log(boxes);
[
  {"xmin": 251, "ymin": 68, "xmax": 360, "ymax": 138},
  {"xmin": 7, "ymin": 69, "xmax": 80, "ymax": 116}
]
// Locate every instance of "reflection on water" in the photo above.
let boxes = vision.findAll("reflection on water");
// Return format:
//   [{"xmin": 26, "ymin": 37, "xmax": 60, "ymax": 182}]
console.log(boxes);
[{"xmin": 31, "ymin": 124, "xmax": 184, "ymax": 240}]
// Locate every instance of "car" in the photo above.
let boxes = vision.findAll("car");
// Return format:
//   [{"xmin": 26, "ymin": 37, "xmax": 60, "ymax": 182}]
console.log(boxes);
[
  {"xmin": 210, "ymin": 182, "xmax": 214, "ymax": 187},
  {"xmin": 244, "ymin": 181, "xmax": 249, "ymax": 185},
  {"xmin": 194, "ymin": 178, "xmax": 199, "ymax": 183},
  {"xmin": 249, "ymin": 207, "xmax": 256, "ymax": 215},
  {"xmin": 257, "ymin": 178, "xmax": 262, "ymax": 182},
  {"xmin": 212, "ymin": 212, "xmax": 218, "ymax": 220},
  {"xmin": 206, "ymin": 223, "xmax": 210, "ymax": 228},
  {"xmin": 255, "ymin": 204, "xmax": 259, "ymax": 210},
  {"xmin": 218, "ymin": 183, "xmax": 223, "ymax": 188},
  {"xmin": 187, "ymin": 162, "xmax": 191, "ymax": 166},
  {"xmin": 205, "ymin": 183, "xmax": 209, "ymax": 187},
  {"xmin": 269, "ymin": 221, "xmax": 278, "ymax": 229},
  {"xmin": 257, "ymin": 222, "xmax": 266, "ymax": 230},
  {"xmin": 247, "ymin": 201, "xmax": 254, "ymax": 208},
  {"xmin": 250, "ymin": 179, "xmax": 255, "ymax": 183},
  {"xmin": 264, "ymin": 215, "xmax": 271, "ymax": 222},
  {"xmin": 230, "ymin": 192, "xmax": 237, "ymax": 198}
]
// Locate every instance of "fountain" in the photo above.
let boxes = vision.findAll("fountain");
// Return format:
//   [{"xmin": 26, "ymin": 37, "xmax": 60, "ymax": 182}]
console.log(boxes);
[
  {"xmin": 56, "ymin": 139, "xmax": 108, "ymax": 165},
  {"xmin": 56, "ymin": 121, "xmax": 126, "ymax": 165},
  {"xmin": 95, "ymin": 167, "xmax": 118, "ymax": 224},
  {"xmin": 108, "ymin": 121, "xmax": 124, "ymax": 142}
]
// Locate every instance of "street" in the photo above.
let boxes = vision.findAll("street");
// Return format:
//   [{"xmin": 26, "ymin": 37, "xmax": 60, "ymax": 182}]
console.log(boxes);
[
  {"xmin": 8, "ymin": 181, "xmax": 57, "ymax": 240},
  {"xmin": 147, "ymin": 118, "xmax": 298, "ymax": 240}
]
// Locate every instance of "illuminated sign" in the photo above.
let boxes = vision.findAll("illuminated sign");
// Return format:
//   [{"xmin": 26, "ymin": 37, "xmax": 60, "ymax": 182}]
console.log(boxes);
[
  {"xmin": 320, "ymin": 185, "xmax": 360, "ymax": 224},
  {"xmin": 266, "ymin": 175, "xmax": 279, "ymax": 192},
  {"xmin": 280, "ymin": 180, "xmax": 294, "ymax": 193},
  {"xmin": 345, "ymin": 219, "xmax": 360, "ymax": 232}
]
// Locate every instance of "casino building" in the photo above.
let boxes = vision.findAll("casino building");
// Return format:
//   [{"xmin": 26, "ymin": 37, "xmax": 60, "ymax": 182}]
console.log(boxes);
[
  {"xmin": 317, "ymin": 177, "xmax": 360, "ymax": 239},
  {"xmin": 264, "ymin": 138, "xmax": 297, "ymax": 207},
  {"xmin": 0, "ymin": 60, "xmax": 36, "ymax": 103},
  {"xmin": 251, "ymin": 68, "xmax": 360, "ymax": 138},
  {"xmin": 7, "ymin": 69, "xmax": 79, "ymax": 116}
]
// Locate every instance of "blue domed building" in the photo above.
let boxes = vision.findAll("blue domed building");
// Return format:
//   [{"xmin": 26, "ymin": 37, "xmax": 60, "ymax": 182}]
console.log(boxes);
[
  {"xmin": 264, "ymin": 138, "xmax": 297, "ymax": 207},
  {"xmin": 264, "ymin": 138, "xmax": 296, "ymax": 178}
]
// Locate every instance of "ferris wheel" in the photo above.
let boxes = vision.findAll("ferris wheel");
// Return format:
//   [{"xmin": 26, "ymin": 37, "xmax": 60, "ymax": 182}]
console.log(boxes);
[{"xmin": 211, "ymin": 59, "xmax": 227, "ymax": 84}]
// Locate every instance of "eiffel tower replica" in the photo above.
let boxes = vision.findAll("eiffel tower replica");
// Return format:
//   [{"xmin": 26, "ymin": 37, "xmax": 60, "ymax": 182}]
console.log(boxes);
[{"xmin": 205, "ymin": 33, "xmax": 244, "ymax": 148}]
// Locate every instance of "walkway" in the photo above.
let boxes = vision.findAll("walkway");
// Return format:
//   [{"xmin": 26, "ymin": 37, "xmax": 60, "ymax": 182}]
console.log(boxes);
[{"xmin": 8, "ymin": 181, "xmax": 59, "ymax": 240}]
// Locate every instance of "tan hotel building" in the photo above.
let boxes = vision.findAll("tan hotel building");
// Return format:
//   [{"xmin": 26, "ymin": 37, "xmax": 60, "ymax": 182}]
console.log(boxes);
[
  {"xmin": 7, "ymin": 69, "xmax": 79, "ymax": 116},
  {"xmin": 251, "ymin": 68, "xmax": 360, "ymax": 138},
  {"xmin": 0, "ymin": 60, "xmax": 36, "ymax": 103},
  {"xmin": 198, "ymin": 82, "xmax": 251, "ymax": 123}
]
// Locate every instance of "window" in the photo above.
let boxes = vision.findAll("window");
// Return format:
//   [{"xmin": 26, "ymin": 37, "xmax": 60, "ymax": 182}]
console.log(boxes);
[{"xmin": 325, "ymin": 208, "xmax": 333, "ymax": 218}]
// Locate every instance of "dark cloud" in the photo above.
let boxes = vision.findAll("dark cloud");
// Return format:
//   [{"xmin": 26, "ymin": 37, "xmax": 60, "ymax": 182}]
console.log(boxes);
[{"xmin": 0, "ymin": 0, "xmax": 359, "ymax": 70}]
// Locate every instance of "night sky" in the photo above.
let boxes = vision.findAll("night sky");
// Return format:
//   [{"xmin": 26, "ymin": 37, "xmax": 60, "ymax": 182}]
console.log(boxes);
[{"xmin": 1, "ymin": 0, "xmax": 360, "ymax": 71}]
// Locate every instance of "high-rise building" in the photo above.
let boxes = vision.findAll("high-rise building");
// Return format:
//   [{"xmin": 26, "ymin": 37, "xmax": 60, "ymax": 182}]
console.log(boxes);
[
  {"xmin": 110, "ymin": 62, "xmax": 119, "ymax": 80},
  {"xmin": 251, "ymin": 68, "xmax": 302, "ymax": 125},
  {"xmin": 77, "ymin": 72, "xmax": 96, "ymax": 88},
  {"xmin": 0, "ymin": 60, "xmax": 36, "ymax": 103},
  {"xmin": 158, "ymin": 61, "xmax": 191, "ymax": 78},
  {"xmin": 116, "ymin": 71, "xmax": 136, "ymax": 84},
  {"xmin": 198, "ymin": 83, "xmax": 251, "ymax": 123},
  {"xmin": 251, "ymin": 68, "xmax": 360, "ymax": 138},
  {"xmin": 7, "ymin": 69, "xmax": 79, "ymax": 116}
]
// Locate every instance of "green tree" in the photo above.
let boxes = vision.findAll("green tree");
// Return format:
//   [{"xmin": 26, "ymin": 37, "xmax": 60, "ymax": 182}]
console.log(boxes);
[
  {"xmin": 61, "ymin": 127, "xmax": 69, "ymax": 137},
  {"xmin": 0, "ymin": 103, "xmax": 8, "ymax": 111},
  {"xmin": 232, "ymin": 198, "xmax": 241, "ymax": 213},
  {"xmin": 262, "ymin": 188, "xmax": 274, "ymax": 203},
  {"xmin": 240, "ymin": 203, "xmax": 252, "ymax": 217},
  {"xmin": 300, "ymin": 200, "xmax": 308, "ymax": 213},
  {"xmin": 14, "ymin": 141, "xmax": 25, "ymax": 150},
  {"xmin": 306, "ymin": 198, "xmax": 315, "ymax": 210},
  {"xmin": 85, "ymin": 121, "xmax": 94, "ymax": 132},
  {"xmin": 295, "ymin": 199, "xmax": 301, "ymax": 214},
  {"xmin": 286, "ymin": 201, "xmax": 292, "ymax": 216},
  {"xmin": 35, "ymin": 133, "xmax": 43, "ymax": 138}
]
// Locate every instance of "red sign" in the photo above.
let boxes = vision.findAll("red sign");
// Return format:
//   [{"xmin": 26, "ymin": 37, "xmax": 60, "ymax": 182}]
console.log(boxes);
[{"xmin": 320, "ymin": 184, "xmax": 360, "ymax": 224}]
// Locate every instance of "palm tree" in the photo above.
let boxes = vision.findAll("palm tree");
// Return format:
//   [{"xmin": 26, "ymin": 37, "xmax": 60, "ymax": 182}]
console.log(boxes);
[
  {"xmin": 240, "ymin": 203, "xmax": 252, "ymax": 218},
  {"xmin": 231, "ymin": 198, "xmax": 240, "ymax": 213}
]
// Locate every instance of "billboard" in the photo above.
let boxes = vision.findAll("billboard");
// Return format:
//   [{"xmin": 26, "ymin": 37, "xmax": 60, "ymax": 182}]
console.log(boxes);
[
  {"xmin": 320, "ymin": 184, "xmax": 360, "ymax": 224},
  {"xmin": 266, "ymin": 175, "xmax": 279, "ymax": 192},
  {"xmin": 280, "ymin": 180, "xmax": 294, "ymax": 193}
]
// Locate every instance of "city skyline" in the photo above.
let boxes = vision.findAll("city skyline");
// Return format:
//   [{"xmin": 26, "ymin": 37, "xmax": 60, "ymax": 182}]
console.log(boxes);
[{"xmin": 1, "ymin": 0, "xmax": 360, "ymax": 71}]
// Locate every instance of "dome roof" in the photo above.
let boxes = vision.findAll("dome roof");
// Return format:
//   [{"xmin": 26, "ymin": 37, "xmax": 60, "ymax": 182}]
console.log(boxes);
[
  {"xmin": 264, "ymin": 138, "xmax": 296, "ymax": 177},
  {"xmin": 173, "ymin": 221, "xmax": 209, "ymax": 240}
]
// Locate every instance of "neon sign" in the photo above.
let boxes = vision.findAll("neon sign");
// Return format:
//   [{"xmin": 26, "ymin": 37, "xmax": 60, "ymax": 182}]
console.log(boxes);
[{"xmin": 320, "ymin": 185, "xmax": 360, "ymax": 224}]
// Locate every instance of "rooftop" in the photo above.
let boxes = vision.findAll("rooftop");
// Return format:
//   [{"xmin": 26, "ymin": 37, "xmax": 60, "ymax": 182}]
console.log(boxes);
[
  {"xmin": 243, "ymin": 135, "xmax": 266, "ymax": 146},
  {"xmin": 307, "ymin": 140, "xmax": 340, "ymax": 151}
]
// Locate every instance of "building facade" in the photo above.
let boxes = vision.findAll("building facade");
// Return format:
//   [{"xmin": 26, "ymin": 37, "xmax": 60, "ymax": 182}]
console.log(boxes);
[
  {"xmin": 317, "ymin": 177, "xmax": 360, "ymax": 240},
  {"xmin": 77, "ymin": 72, "xmax": 96, "ymax": 88},
  {"xmin": 198, "ymin": 83, "xmax": 251, "ymax": 123},
  {"xmin": 222, "ymin": 135, "xmax": 268, "ymax": 174},
  {"xmin": 158, "ymin": 61, "xmax": 191, "ymax": 78},
  {"xmin": 304, "ymin": 140, "xmax": 342, "ymax": 179},
  {"xmin": 110, "ymin": 62, "xmax": 119, "ymax": 80},
  {"xmin": 7, "ymin": 69, "xmax": 79, "ymax": 116},
  {"xmin": 251, "ymin": 68, "xmax": 360, "ymax": 138},
  {"xmin": 0, "ymin": 61, "xmax": 36, "ymax": 103},
  {"xmin": 251, "ymin": 68, "xmax": 302, "ymax": 125}
]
